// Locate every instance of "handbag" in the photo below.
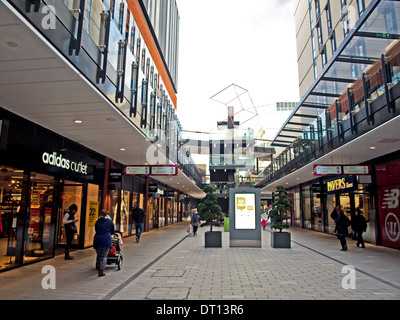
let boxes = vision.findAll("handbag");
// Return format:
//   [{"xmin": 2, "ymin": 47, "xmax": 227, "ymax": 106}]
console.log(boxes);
[{"xmin": 69, "ymin": 223, "xmax": 78, "ymax": 234}]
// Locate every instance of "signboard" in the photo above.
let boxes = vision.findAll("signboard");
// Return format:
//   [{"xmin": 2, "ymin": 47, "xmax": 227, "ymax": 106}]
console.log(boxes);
[
  {"xmin": 234, "ymin": 193, "xmax": 256, "ymax": 229},
  {"xmin": 124, "ymin": 165, "xmax": 177, "ymax": 176},
  {"xmin": 229, "ymin": 188, "xmax": 261, "ymax": 247},
  {"xmin": 88, "ymin": 201, "xmax": 99, "ymax": 227},
  {"xmin": 125, "ymin": 166, "xmax": 150, "ymax": 175},
  {"xmin": 326, "ymin": 176, "xmax": 357, "ymax": 194},
  {"xmin": 151, "ymin": 165, "xmax": 178, "ymax": 176},
  {"xmin": 109, "ymin": 169, "xmax": 122, "ymax": 182},
  {"xmin": 343, "ymin": 165, "xmax": 370, "ymax": 175},
  {"xmin": 149, "ymin": 183, "xmax": 158, "ymax": 193},
  {"xmin": 313, "ymin": 165, "xmax": 342, "ymax": 176},
  {"xmin": 378, "ymin": 186, "xmax": 400, "ymax": 249}
]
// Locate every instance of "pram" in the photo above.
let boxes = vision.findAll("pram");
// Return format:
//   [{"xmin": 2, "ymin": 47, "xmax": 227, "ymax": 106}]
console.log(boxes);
[{"xmin": 106, "ymin": 231, "xmax": 123, "ymax": 270}]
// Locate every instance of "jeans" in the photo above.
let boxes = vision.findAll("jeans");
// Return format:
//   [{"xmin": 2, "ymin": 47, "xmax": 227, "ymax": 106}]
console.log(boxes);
[{"xmin": 135, "ymin": 222, "xmax": 144, "ymax": 239}]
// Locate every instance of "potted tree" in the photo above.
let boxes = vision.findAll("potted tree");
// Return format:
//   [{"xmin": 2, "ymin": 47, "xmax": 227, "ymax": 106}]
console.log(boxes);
[
  {"xmin": 270, "ymin": 185, "xmax": 292, "ymax": 248},
  {"xmin": 198, "ymin": 185, "xmax": 224, "ymax": 247}
]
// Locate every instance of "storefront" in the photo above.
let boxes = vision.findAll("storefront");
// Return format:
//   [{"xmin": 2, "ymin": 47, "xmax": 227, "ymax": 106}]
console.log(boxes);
[
  {"xmin": 0, "ymin": 107, "xmax": 106, "ymax": 271},
  {"xmin": 289, "ymin": 173, "xmax": 375, "ymax": 243}
]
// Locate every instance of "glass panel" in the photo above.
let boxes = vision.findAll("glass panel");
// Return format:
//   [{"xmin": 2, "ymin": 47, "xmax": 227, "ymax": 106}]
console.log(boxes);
[
  {"xmin": 326, "ymin": 193, "xmax": 337, "ymax": 234},
  {"xmin": 304, "ymin": 94, "xmax": 336, "ymax": 105},
  {"xmin": 0, "ymin": 166, "xmax": 23, "ymax": 269},
  {"xmin": 314, "ymin": 80, "xmax": 350, "ymax": 95},
  {"xmin": 110, "ymin": 189, "xmax": 120, "ymax": 230},
  {"xmin": 59, "ymin": 182, "xmax": 83, "ymax": 247},
  {"xmin": 302, "ymin": 185, "xmax": 311, "ymax": 229},
  {"xmin": 25, "ymin": 173, "xmax": 56, "ymax": 263},
  {"xmin": 313, "ymin": 190, "xmax": 322, "ymax": 232},
  {"xmin": 120, "ymin": 190, "xmax": 130, "ymax": 236},
  {"xmin": 342, "ymin": 36, "xmax": 394, "ymax": 59},
  {"xmin": 359, "ymin": 0, "xmax": 400, "ymax": 34},
  {"xmin": 325, "ymin": 61, "xmax": 368, "ymax": 80}
]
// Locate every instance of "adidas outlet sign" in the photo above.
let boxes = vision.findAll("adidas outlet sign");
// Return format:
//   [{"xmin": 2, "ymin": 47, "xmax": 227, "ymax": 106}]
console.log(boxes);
[{"xmin": 42, "ymin": 152, "xmax": 88, "ymax": 175}]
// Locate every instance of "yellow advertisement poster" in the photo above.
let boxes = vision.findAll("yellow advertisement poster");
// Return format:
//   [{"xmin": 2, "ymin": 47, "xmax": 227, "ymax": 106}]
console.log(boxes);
[{"xmin": 88, "ymin": 201, "xmax": 99, "ymax": 227}]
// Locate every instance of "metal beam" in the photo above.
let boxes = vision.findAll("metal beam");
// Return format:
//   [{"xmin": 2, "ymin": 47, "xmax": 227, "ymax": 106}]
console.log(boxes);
[
  {"xmin": 321, "ymin": 76, "xmax": 355, "ymax": 83},
  {"xmin": 301, "ymin": 103, "xmax": 330, "ymax": 109},
  {"xmin": 309, "ymin": 91, "xmax": 341, "ymax": 98},
  {"xmin": 281, "ymin": 128, "xmax": 304, "ymax": 133},
  {"xmin": 288, "ymin": 121, "xmax": 311, "ymax": 126},
  {"xmin": 336, "ymin": 55, "xmax": 378, "ymax": 65},
  {"xmin": 355, "ymin": 31, "xmax": 400, "ymax": 40}
]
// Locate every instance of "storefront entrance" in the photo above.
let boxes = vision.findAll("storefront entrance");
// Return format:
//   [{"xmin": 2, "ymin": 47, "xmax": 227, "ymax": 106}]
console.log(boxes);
[{"xmin": 56, "ymin": 181, "xmax": 84, "ymax": 250}]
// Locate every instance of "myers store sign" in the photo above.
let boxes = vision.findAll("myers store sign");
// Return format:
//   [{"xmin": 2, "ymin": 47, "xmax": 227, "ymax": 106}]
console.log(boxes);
[{"xmin": 326, "ymin": 176, "xmax": 357, "ymax": 194}]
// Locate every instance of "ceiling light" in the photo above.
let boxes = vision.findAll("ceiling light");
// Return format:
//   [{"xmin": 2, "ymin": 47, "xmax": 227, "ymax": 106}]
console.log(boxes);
[
  {"xmin": 74, "ymin": 120, "xmax": 83, "ymax": 124},
  {"xmin": 370, "ymin": 147, "xmax": 376, "ymax": 150},
  {"xmin": 120, "ymin": 148, "xmax": 126, "ymax": 151}
]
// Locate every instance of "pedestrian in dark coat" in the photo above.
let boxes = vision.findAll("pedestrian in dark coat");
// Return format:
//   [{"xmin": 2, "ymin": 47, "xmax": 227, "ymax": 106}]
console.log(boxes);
[
  {"xmin": 94, "ymin": 209, "xmax": 115, "ymax": 277},
  {"xmin": 352, "ymin": 208, "xmax": 367, "ymax": 248},
  {"xmin": 131, "ymin": 202, "xmax": 145, "ymax": 243},
  {"xmin": 335, "ymin": 210, "xmax": 351, "ymax": 251}
]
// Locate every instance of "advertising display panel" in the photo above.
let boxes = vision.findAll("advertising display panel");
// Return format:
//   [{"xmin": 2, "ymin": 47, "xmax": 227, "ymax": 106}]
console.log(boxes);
[
  {"xmin": 229, "ymin": 188, "xmax": 261, "ymax": 247},
  {"xmin": 234, "ymin": 193, "xmax": 256, "ymax": 230}
]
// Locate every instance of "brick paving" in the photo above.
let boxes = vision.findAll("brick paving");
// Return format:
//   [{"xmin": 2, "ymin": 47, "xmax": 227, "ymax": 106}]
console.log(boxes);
[{"xmin": 0, "ymin": 221, "xmax": 399, "ymax": 301}]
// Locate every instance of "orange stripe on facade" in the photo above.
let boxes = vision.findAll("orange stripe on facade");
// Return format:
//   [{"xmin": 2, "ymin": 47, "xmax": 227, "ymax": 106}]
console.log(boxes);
[{"xmin": 127, "ymin": 0, "xmax": 177, "ymax": 109}]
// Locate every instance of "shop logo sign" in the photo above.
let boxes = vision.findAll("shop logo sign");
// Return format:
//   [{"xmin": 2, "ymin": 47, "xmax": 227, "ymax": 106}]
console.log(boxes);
[
  {"xmin": 381, "ymin": 189, "xmax": 400, "ymax": 243},
  {"xmin": 381, "ymin": 189, "xmax": 400, "ymax": 209},
  {"xmin": 42, "ymin": 151, "xmax": 88, "ymax": 175}
]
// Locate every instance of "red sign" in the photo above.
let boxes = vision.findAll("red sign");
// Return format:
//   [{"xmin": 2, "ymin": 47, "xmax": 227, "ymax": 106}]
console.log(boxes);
[{"xmin": 378, "ymin": 186, "xmax": 400, "ymax": 249}]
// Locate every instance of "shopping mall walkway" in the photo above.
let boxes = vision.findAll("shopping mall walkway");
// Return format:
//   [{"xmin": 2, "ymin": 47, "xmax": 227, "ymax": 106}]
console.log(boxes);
[{"xmin": 0, "ymin": 221, "xmax": 399, "ymax": 301}]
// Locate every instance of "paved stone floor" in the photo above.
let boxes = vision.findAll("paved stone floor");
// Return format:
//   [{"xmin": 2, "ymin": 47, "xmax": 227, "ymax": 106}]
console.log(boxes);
[{"xmin": 0, "ymin": 221, "xmax": 399, "ymax": 302}]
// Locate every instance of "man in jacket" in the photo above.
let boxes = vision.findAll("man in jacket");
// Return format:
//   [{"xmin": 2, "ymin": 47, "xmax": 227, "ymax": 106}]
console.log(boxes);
[
  {"xmin": 352, "ymin": 207, "xmax": 367, "ymax": 248},
  {"xmin": 335, "ymin": 209, "xmax": 351, "ymax": 251},
  {"xmin": 131, "ymin": 202, "xmax": 145, "ymax": 243}
]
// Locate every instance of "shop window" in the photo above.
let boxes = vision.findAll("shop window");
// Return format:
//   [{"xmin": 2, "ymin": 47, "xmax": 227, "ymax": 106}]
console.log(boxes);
[
  {"xmin": 58, "ymin": 181, "xmax": 83, "ymax": 248},
  {"xmin": 0, "ymin": 166, "xmax": 23, "ymax": 270},
  {"xmin": 121, "ymin": 190, "xmax": 130, "ymax": 237},
  {"xmin": 24, "ymin": 173, "xmax": 57, "ymax": 262}
]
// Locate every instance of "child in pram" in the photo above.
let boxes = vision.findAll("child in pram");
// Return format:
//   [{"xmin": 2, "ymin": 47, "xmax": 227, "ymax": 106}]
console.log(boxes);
[{"xmin": 107, "ymin": 231, "xmax": 124, "ymax": 270}]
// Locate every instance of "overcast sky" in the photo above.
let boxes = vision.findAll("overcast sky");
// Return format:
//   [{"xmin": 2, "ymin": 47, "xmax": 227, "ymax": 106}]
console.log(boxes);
[{"xmin": 175, "ymin": 0, "xmax": 301, "ymax": 137}]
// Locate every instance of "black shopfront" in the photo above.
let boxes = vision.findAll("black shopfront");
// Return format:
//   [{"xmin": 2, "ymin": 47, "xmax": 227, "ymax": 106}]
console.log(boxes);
[{"xmin": 0, "ymin": 107, "xmax": 106, "ymax": 271}]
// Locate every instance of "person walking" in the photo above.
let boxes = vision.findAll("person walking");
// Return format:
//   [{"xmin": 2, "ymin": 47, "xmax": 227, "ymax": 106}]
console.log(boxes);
[
  {"xmin": 335, "ymin": 209, "xmax": 351, "ymax": 251},
  {"xmin": 190, "ymin": 208, "xmax": 200, "ymax": 236},
  {"xmin": 330, "ymin": 204, "xmax": 343, "ymax": 222},
  {"xmin": 63, "ymin": 204, "xmax": 79, "ymax": 260},
  {"xmin": 353, "ymin": 207, "xmax": 367, "ymax": 248},
  {"xmin": 93, "ymin": 209, "xmax": 115, "ymax": 277},
  {"xmin": 131, "ymin": 202, "xmax": 145, "ymax": 243},
  {"xmin": 267, "ymin": 205, "xmax": 274, "ymax": 230}
]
